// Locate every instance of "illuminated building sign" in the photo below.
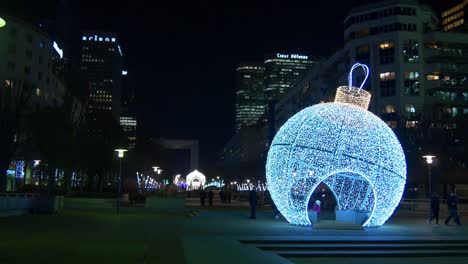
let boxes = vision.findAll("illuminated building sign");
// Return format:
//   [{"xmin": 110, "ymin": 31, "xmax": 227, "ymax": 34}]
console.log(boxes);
[
  {"xmin": 117, "ymin": 45, "xmax": 122, "ymax": 56},
  {"xmin": 53, "ymin": 41, "xmax": 63, "ymax": 59},
  {"xmin": 276, "ymin": 53, "xmax": 309, "ymax": 60},
  {"xmin": 82, "ymin": 35, "xmax": 117, "ymax": 42}
]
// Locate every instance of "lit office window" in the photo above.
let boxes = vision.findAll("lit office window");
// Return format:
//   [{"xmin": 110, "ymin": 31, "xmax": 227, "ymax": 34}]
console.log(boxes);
[
  {"xmin": 382, "ymin": 105, "xmax": 396, "ymax": 114},
  {"xmin": 380, "ymin": 72, "xmax": 395, "ymax": 81},
  {"xmin": 403, "ymin": 40, "xmax": 419, "ymax": 63},
  {"xmin": 356, "ymin": 44, "xmax": 370, "ymax": 64},
  {"xmin": 404, "ymin": 72, "xmax": 420, "ymax": 96},
  {"xmin": 379, "ymin": 41, "xmax": 395, "ymax": 64},
  {"xmin": 380, "ymin": 72, "xmax": 396, "ymax": 96},
  {"xmin": 406, "ymin": 121, "xmax": 418, "ymax": 128},
  {"xmin": 427, "ymin": 74, "xmax": 440, "ymax": 80}
]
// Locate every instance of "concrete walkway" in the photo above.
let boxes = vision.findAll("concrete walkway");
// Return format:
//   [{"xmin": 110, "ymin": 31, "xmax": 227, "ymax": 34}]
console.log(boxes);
[
  {"xmin": 182, "ymin": 207, "xmax": 468, "ymax": 264},
  {"xmin": 2, "ymin": 198, "xmax": 467, "ymax": 264}
]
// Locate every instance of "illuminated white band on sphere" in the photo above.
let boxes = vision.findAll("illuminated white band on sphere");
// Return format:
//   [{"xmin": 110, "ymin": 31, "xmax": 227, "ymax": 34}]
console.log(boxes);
[{"xmin": 335, "ymin": 86, "xmax": 371, "ymax": 110}]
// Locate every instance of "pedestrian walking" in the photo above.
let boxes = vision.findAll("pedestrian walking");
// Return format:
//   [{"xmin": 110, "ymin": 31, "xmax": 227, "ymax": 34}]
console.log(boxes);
[
  {"xmin": 208, "ymin": 189, "xmax": 214, "ymax": 207},
  {"xmin": 427, "ymin": 193, "xmax": 440, "ymax": 225},
  {"xmin": 272, "ymin": 202, "xmax": 280, "ymax": 220},
  {"xmin": 313, "ymin": 200, "xmax": 321, "ymax": 216},
  {"xmin": 220, "ymin": 189, "xmax": 225, "ymax": 204},
  {"xmin": 226, "ymin": 188, "xmax": 232, "ymax": 204},
  {"xmin": 200, "ymin": 189, "xmax": 206, "ymax": 207},
  {"xmin": 445, "ymin": 191, "xmax": 461, "ymax": 226},
  {"xmin": 249, "ymin": 188, "xmax": 258, "ymax": 219}
]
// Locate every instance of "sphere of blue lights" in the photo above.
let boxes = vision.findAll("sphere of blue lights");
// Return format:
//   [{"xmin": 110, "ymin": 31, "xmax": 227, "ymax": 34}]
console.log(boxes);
[{"xmin": 266, "ymin": 93, "xmax": 406, "ymax": 228}]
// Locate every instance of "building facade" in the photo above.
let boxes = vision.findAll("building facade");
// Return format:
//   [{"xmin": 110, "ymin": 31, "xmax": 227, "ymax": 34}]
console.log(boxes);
[
  {"xmin": 274, "ymin": 0, "xmax": 468, "ymax": 194},
  {"xmin": 120, "ymin": 112, "xmax": 137, "ymax": 150},
  {"xmin": 442, "ymin": 0, "xmax": 468, "ymax": 32},
  {"xmin": 275, "ymin": 50, "xmax": 348, "ymax": 129},
  {"xmin": 80, "ymin": 32, "xmax": 123, "ymax": 134},
  {"xmin": 343, "ymin": 0, "xmax": 439, "ymax": 128},
  {"xmin": 264, "ymin": 53, "xmax": 314, "ymax": 101},
  {"xmin": 423, "ymin": 31, "xmax": 468, "ymax": 128},
  {"xmin": 0, "ymin": 16, "xmax": 66, "ymax": 108},
  {"xmin": 0, "ymin": 15, "xmax": 67, "ymax": 191},
  {"xmin": 235, "ymin": 64, "xmax": 266, "ymax": 131}
]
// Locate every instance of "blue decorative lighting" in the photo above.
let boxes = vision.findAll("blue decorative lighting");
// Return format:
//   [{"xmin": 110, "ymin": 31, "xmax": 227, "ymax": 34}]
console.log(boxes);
[
  {"xmin": 15, "ymin": 160, "xmax": 25, "ymax": 179},
  {"xmin": 266, "ymin": 63, "xmax": 406, "ymax": 227}
]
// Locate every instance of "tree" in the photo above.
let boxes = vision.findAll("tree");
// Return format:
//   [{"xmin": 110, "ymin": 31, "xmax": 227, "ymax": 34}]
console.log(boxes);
[{"xmin": 0, "ymin": 80, "xmax": 33, "ymax": 192}]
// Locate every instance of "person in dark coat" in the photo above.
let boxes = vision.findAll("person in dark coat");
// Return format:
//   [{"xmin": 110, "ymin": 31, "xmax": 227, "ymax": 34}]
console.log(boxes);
[
  {"xmin": 226, "ymin": 188, "xmax": 232, "ymax": 204},
  {"xmin": 445, "ymin": 191, "xmax": 461, "ymax": 226},
  {"xmin": 200, "ymin": 189, "xmax": 206, "ymax": 207},
  {"xmin": 219, "ymin": 189, "xmax": 225, "ymax": 204},
  {"xmin": 427, "ymin": 193, "xmax": 440, "ymax": 225},
  {"xmin": 208, "ymin": 189, "xmax": 214, "ymax": 207},
  {"xmin": 249, "ymin": 188, "xmax": 258, "ymax": 219},
  {"xmin": 272, "ymin": 202, "xmax": 280, "ymax": 220}
]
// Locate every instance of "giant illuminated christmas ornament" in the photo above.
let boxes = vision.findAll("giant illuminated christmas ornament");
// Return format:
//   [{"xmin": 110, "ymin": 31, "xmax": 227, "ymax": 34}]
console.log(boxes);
[{"xmin": 266, "ymin": 63, "xmax": 406, "ymax": 227}]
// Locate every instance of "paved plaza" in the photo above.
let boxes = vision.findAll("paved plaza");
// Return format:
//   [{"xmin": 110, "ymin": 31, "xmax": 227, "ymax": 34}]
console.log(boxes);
[{"xmin": 1, "ymin": 198, "xmax": 468, "ymax": 264}]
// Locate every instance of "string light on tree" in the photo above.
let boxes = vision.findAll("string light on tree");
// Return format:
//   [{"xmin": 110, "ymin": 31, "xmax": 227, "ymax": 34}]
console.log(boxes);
[{"xmin": 266, "ymin": 63, "xmax": 406, "ymax": 227}]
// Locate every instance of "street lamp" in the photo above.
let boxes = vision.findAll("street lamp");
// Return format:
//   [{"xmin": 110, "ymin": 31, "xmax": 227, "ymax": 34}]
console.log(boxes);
[
  {"xmin": 422, "ymin": 155, "xmax": 436, "ymax": 199},
  {"xmin": 0, "ymin": 17, "xmax": 6, "ymax": 28},
  {"xmin": 115, "ymin": 148, "xmax": 127, "ymax": 214},
  {"xmin": 152, "ymin": 166, "xmax": 162, "ymax": 175}
]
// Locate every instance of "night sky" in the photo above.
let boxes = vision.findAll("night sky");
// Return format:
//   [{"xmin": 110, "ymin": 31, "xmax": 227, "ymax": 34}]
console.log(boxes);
[{"xmin": 1, "ymin": 0, "xmax": 445, "ymax": 167}]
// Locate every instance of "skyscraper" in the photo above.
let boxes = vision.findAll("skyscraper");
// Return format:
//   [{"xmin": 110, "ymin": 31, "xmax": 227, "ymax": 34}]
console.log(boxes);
[
  {"xmin": 80, "ymin": 32, "xmax": 123, "ymax": 133},
  {"xmin": 120, "ymin": 114, "xmax": 137, "ymax": 150},
  {"xmin": 120, "ymin": 78, "xmax": 137, "ymax": 151},
  {"xmin": 235, "ymin": 64, "xmax": 265, "ymax": 131},
  {"xmin": 264, "ymin": 53, "xmax": 314, "ymax": 101}
]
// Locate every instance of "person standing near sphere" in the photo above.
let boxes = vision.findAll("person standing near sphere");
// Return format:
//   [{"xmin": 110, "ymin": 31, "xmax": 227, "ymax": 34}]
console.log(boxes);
[
  {"xmin": 427, "ymin": 193, "xmax": 440, "ymax": 226},
  {"xmin": 208, "ymin": 189, "xmax": 214, "ymax": 207},
  {"xmin": 313, "ymin": 200, "xmax": 321, "ymax": 218},
  {"xmin": 199, "ymin": 189, "xmax": 206, "ymax": 207},
  {"xmin": 445, "ymin": 190, "xmax": 461, "ymax": 226},
  {"xmin": 249, "ymin": 188, "xmax": 258, "ymax": 219}
]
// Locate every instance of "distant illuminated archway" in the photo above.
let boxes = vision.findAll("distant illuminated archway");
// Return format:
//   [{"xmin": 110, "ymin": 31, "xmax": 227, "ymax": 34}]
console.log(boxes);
[{"xmin": 186, "ymin": 170, "xmax": 206, "ymax": 190}]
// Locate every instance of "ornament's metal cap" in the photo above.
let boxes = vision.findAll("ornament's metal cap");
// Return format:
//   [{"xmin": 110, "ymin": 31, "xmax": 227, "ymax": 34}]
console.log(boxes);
[{"xmin": 334, "ymin": 86, "xmax": 371, "ymax": 110}]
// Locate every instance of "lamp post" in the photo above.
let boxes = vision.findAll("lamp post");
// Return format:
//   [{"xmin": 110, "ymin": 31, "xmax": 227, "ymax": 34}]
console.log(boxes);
[
  {"xmin": 152, "ymin": 166, "xmax": 163, "ymax": 185},
  {"xmin": 115, "ymin": 149, "xmax": 127, "ymax": 214},
  {"xmin": 422, "ymin": 155, "xmax": 436, "ymax": 199},
  {"xmin": 0, "ymin": 17, "xmax": 6, "ymax": 28}
]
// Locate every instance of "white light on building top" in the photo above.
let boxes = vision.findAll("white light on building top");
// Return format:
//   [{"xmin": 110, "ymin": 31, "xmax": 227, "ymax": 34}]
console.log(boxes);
[
  {"xmin": 82, "ymin": 35, "xmax": 117, "ymax": 43},
  {"xmin": 276, "ymin": 53, "xmax": 309, "ymax": 60},
  {"xmin": 53, "ymin": 41, "xmax": 63, "ymax": 59}
]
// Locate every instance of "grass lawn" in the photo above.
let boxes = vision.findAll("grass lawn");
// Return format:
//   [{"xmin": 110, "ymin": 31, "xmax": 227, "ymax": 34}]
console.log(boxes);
[{"xmin": 0, "ymin": 208, "xmax": 186, "ymax": 264}]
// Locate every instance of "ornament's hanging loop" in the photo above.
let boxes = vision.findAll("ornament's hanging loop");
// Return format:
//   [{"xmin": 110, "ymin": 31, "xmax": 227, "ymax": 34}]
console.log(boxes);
[{"xmin": 348, "ymin": 63, "xmax": 370, "ymax": 91}]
